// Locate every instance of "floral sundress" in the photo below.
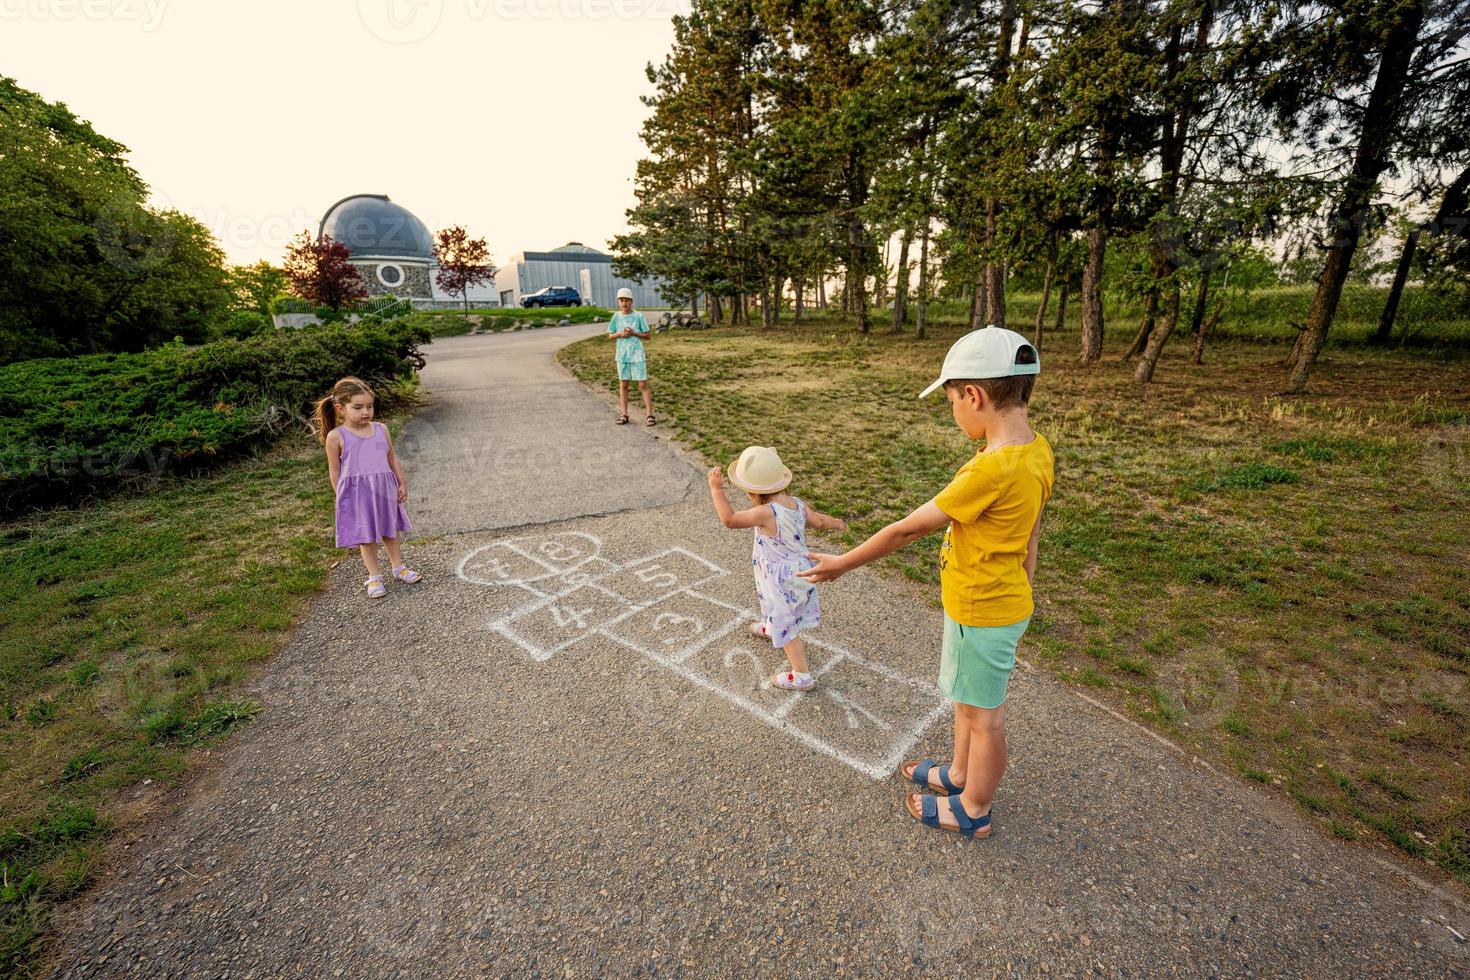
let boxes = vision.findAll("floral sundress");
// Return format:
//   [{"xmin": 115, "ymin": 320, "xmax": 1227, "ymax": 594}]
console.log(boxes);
[{"xmin": 751, "ymin": 499, "xmax": 821, "ymax": 648}]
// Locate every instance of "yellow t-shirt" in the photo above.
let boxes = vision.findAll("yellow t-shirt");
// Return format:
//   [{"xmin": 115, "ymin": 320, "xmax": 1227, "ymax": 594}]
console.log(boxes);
[{"xmin": 934, "ymin": 434, "xmax": 1054, "ymax": 627}]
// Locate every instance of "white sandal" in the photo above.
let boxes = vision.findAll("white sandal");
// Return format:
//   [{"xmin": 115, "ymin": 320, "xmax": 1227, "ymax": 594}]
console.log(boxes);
[
  {"xmin": 365, "ymin": 575, "xmax": 387, "ymax": 598},
  {"xmin": 391, "ymin": 564, "xmax": 422, "ymax": 584},
  {"xmin": 770, "ymin": 670, "xmax": 815, "ymax": 691},
  {"xmin": 750, "ymin": 622, "xmax": 769, "ymax": 638}
]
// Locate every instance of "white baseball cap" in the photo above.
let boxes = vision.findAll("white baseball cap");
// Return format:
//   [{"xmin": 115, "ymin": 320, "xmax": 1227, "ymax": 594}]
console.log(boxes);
[
  {"xmin": 919, "ymin": 325, "xmax": 1040, "ymax": 398},
  {"xmin": 616, "ymin": 287, "xmax": 634, "ymax": 300}
]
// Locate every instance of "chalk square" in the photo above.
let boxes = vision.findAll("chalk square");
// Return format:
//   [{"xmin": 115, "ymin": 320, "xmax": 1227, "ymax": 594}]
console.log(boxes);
[
  {"xmin": 595, "ymin": 548, "xmax": 726, "ymax": 606},
  {"xmin": 457, "ymin": 543, "xmax": 557, "ymax": 588},
  {"xmin": 505, "ymin": 531, "xmax": 604, "ymax": 578},
  {"xmin": 548, "ymin": 556, "xmax": 621, "ymax": 593},
  {"xmin": 675, "ymin": 639, "xmax": 839, "ymax": 715},
  {"xmin": 779, "ymin": 651, "xmax": 944, "ymax": 764},
  {"xmin": 603, "ymin": 591, "xmax": 745, "ymax": 665},
  {"xmin": 499, "ymin": 585, "xmax": 635, "ymax": 659}
]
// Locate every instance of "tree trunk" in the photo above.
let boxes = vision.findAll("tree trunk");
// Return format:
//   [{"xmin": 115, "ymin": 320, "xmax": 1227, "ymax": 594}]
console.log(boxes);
[
  {"xmin": 874, "ymin": 238, "xmax": 889, "ymax": 312},
  {"xmin": 849, "ymin": 211, "xmax": 870, "ymax": 334},
  {"xmin": 979, "ymin": 3, "xmax": 1017, "ymax": 330},
  {"xmin": 983, "ymin": 203, "xmax": 1006, "ymax": 328},
  {"xmin": 1189, "ymin": 270, "xmax": 1212, "ymax": 364},
  {"xmin": 1054, "ymin": 277, "xmax": 1069, "ymax": 334},
  {"xmin": 795, "ymin": 279, "xmax": 804, "ymax": 324},
  {"xmin": 917, "ymin": 216, "xmax": 931, "ymax": 340},
  {"xmin": 1286, "ymin": 0, "xmax": 1424, "ymax": 392},
  {"xmin": 1374, "ymin": 230, "xmax": 1418, "ymax": 344},
  {"xmin": 1135, "ymin": 279, "xmax": 1181, "ymax": 383},
  {"xmin": 1080, "ymin": 227, "xmax": 1107, "ymax": 362},
  {"xmin": 891, "ymin": 226, "xmax": 912, "ymax": 332},
  {"xmin": 1122, "ymin": 281, "xmax": 1159, "ymax": 360},
  {"xmin": 1034, "ymin": 259, "xmax": 1055, "ymax": 354},
  {"xmin": 709, "ymin": 292, "xmax": 723, "ymax": 325}
]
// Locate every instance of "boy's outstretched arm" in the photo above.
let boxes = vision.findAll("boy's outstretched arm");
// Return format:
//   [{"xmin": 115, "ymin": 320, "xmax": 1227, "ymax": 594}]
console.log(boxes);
[{"xmin": 800, "ymin": 500, "xmax": 950, "ymax": 583}]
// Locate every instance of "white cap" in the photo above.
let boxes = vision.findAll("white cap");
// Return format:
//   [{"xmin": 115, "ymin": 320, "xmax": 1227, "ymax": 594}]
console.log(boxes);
[
  {"xmin": 919, "ymin": 325, "xmax": 1040, "ymax": 397},
  {"xmin": 616, "ymin": 287, "xmax": 634, "ymax": 301}
]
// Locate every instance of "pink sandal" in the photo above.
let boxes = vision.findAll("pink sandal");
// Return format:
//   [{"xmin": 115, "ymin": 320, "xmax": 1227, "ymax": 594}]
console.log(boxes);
[
  {"xmin": 391, "ymin": 564, "xmax": 422, "ymax": 584},
  {"xmin": 365, "ymin": 575, "xmax": 387, "ymax": 598}
]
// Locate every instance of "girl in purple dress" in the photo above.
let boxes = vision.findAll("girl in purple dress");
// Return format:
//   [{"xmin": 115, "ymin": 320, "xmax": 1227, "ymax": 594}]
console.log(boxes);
[{"xmin": 316, "ymin": 377, "xmax": 421, "ymax": 599}]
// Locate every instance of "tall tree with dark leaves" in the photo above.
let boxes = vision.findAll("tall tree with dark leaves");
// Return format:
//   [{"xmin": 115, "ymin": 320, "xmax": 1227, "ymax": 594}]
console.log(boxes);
[{"xmin": 283, "ymin": 232, "xmax": 366, "ymax": 311}]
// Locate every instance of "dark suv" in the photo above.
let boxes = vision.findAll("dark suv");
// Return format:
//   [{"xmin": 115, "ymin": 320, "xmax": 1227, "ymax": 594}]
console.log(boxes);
[{"xmin": 521, "ymin": 286, "xmax": 582, "ymax": 308}]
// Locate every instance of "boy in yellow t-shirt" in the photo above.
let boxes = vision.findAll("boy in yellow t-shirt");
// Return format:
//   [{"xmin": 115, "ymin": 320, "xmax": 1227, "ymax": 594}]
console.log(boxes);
[{"xmin": 801, "ymin": 325, "xmax": 1053, "ymax": 839}]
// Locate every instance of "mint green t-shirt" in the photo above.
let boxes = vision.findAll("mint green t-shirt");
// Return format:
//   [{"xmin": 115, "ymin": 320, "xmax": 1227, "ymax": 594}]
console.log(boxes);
[{"xmin": 608, "ymin": 311, "xmax": 649, "ymax": 363}]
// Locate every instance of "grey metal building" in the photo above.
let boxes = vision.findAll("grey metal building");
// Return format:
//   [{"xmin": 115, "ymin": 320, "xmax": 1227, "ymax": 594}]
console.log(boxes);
[{"xmin": 496, "ymin": 242, "xmax": 669, "ymax": 309}]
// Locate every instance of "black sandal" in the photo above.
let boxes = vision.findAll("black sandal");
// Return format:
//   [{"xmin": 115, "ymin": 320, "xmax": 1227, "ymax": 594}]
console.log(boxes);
[
  {"xmin": 645, "ymin": 415, "xmax": 657, "ymax": 427},
  {"xmin": 616, "ymin": 414, "xmax": 629, "ymax": 425}
]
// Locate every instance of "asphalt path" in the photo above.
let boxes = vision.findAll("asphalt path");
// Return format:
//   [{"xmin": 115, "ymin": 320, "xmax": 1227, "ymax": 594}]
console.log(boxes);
[{"xmin": 51, "ymin": 327, "xmax": 1470, "ymax": 977}]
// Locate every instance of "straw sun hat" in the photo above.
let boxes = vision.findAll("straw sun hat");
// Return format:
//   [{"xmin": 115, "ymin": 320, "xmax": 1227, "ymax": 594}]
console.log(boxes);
[{"xmin": 726, "ymin": 446, "xmax": 792, "ymax": 494}]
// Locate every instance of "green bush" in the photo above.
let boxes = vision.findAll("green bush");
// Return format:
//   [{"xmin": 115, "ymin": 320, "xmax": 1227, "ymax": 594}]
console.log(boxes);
[
  {"xmin": 0, "ymin": 320, "xmax": 429, "ymax": 513},
  {"xmin": 216, "ymin": 310, "xmax": 272, "ymax": 341}
]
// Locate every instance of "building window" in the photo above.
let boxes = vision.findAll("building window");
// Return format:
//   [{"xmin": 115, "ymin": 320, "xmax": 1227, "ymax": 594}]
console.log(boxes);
[{"xmin": 377, "ymin": 264, "xmax": 405, "ymax": 287}]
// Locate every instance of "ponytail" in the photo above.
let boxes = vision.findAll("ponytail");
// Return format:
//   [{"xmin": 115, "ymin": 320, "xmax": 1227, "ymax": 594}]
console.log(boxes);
[
  {"xmin": 314, "ymin": 376, "xmax": 375, "ymax": 444},
  {"xmin": 313, "ymin": 394, "xmax": 338, "ymax": 445}
]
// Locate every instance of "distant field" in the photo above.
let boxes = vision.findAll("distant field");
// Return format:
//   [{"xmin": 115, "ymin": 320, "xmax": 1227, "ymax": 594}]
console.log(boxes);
[
  {"xmin": 898, "ymin": 281, "xmax": 1470, "ymax": 348},
  {"xmin": 403, "ymin": 305, "xmax": 613, "ymax": 337},
  {"xmin": 560, "ymin": 304, "xmax": 1470, "ymax": 885}
]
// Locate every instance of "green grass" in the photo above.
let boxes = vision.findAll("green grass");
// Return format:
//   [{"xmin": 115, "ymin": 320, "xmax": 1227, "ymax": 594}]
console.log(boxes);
[
  {"xmin": 560, "ymin": 297, "xmax": 1470, "ymax": 885},
  {"xmin": 0, "ymin": 430, "xmax": 347, "ymax": 975},
  {"xmin": 405, "ymin": 305, "xmax": 613, "ymax": 337}
]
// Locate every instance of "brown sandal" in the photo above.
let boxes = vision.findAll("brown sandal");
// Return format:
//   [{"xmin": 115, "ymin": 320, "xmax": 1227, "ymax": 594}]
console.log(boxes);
[
  {"xmin": 645, "ymin": 415, "xmax": 657, "ymax": 427},
  {"xmin": 615, "ymin": 414, "xmax": 629, "ymax": 425}
]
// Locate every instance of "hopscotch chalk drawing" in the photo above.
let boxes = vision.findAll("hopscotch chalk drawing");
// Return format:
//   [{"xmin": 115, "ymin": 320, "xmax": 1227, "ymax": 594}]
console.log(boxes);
[{"xmin": 456, "ymin": 532, "xmax": 950, "ymax": 779}]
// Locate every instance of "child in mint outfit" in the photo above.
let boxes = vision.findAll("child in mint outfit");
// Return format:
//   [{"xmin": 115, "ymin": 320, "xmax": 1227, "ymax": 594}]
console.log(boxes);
[
  {"xmin": 802, "ymin": 326, "xmax": 1053, "ymax": 840},
  {"xmin": 608, "ymin": 287, "xmax": 654, "ymax": 426}
]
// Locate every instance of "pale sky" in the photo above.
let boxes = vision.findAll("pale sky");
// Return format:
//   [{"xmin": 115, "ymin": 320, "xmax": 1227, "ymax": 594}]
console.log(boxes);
[{"xmin": 2, "ymin": 0, "xmax": 683, "ymax": 266}]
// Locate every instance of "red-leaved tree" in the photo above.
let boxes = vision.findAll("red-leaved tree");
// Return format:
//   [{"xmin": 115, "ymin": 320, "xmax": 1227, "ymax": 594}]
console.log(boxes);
[
  {"xmin": 434, "ymin": 226, "xmax": 496, "ymax": 312},
  {"xmin": 284, "ymin": 231, "xmax": 367, "ymax": 311}
]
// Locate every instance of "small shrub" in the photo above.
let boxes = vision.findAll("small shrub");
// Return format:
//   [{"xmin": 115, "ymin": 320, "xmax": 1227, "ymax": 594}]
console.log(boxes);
[
  {"xmin": 25, "ymin": 699, "xmax": 57, "ymax": 727},
  {"xmin": 216, "ymin": 310, "xmax": 272, "ymax": 341},
  {"xmin": 61, "ymin": 748, "xmax": 105, "ymax": 782},
  {"xmin": 1198, "ymin": 462, "xmax": 1300, "ymax": 491},
  {"xmin": 67, "ymin": 660, "xmax": 100, "ymax": 687},
  {"xmin": 0, "ymin": 320, "xmax": 429, "ymax": 513},
  {"xmin": 183, "ymin": 698, "xmax": 259, "ymax": 742}
]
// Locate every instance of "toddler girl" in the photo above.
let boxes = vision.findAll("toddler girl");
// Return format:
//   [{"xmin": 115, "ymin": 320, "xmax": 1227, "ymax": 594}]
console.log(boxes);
[
  {"xmin": 316, "ymin": 376, "xmax": 421, "ymax": 599},
  {"xmin": 708, "ymin": 446, "xmax": 845, "ymax": 690}
]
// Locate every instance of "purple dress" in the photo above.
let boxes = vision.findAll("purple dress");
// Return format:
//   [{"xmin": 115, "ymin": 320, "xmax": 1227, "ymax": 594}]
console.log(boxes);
[{"xmin": 333, "ymin": 422, "xmax": 412, "ymax": 547}]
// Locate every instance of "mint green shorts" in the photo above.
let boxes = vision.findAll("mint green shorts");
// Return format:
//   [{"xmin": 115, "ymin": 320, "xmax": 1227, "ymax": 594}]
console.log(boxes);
[{"xmin": 939, "ymin": 613, "xmax": 1031, "ymax": 709}]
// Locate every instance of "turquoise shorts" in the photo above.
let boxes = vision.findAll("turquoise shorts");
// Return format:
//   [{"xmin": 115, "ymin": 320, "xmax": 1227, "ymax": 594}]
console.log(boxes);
[
  {"xmin": 617, "ymin": 356, "xmax": 647, "ymax": 382},
  {"xmin": 938, "ymin": 613, "xmax": 1031, "ymax": 709}
]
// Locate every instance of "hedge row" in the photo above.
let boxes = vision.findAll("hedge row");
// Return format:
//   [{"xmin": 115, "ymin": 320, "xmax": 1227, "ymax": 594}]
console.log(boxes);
[{"xmin": 0, "ymin": 321, "xmax": 430, "ymax": 513}]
